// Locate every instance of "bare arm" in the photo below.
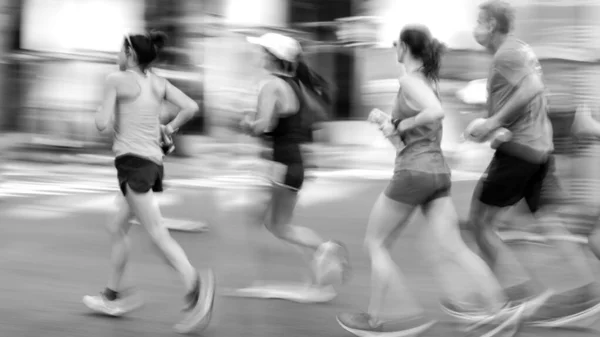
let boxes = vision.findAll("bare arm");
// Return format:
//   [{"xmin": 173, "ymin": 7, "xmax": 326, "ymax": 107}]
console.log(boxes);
[
  {"xmin": 163, "ymin": 79, "xmax": 199, "ymax": 134},
  {"xmin": 396, "ymin": 76, "xmax": 444, "ymax": 133},
  {"xmin": 95, "ymin": 73, "xmax": 118, "ymax": 131},
  {"xmin": 489, "ymin": 74, "xmax": 544, "ymax": 127},
  {"xmin": 249, "ymin": 79, "xmax": 279, "ymax": 135}
]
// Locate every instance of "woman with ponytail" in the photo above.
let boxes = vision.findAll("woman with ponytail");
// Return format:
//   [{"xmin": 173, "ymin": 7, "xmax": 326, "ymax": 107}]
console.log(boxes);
[
  {"xmin": 83, "ymin": 31, "xmax": 215, "ymax": 334},
  {"xmin": 336, "ymin": 25, "xmax": 533, "ymax": 336},
  {"xmin": 240, "ymin": 33, "xmax": 349, "ymax": 302}
]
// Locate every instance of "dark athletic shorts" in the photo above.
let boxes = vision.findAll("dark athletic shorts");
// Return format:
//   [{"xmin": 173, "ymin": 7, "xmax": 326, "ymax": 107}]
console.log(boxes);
[
  {"xmin": 476, "ymin": 151, "xmax": 561, "ymax": 213},
  {"xmin": 385, "ymin": 170, "xmax": 451, "ymax": 205},
  {"xmin": 271, "ymin": 142, "xmax": 305, "ymax": 191},
  {"xmin": 115, "ymin": 155, "xmax": 164, "ymax": 196}
]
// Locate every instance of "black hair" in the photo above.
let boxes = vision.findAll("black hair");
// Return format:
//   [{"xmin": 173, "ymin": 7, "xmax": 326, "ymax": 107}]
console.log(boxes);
[
  {"xmin": 479, "ymin": 0, "xmax": 515, "ymax": 34},
  {"xmin": 399, "ymin": 25, "xmax": 446, "ymax": 82},
  {"xmin": 124, "ymin": 30, "xmax": 168, "ymax": 72},
  {"xmin": 264, "ymin": 48, "xmax": 331, "ymax": 104},
  {"xmin": 296, "ymin": 59, "xmax": 331, "ymax": 105}
]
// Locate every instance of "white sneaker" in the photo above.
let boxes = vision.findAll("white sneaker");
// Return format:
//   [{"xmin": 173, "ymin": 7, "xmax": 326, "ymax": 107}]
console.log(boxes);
[
  {"xmin": 312, "ymin": 241, "xmax": 351, "ymax": 286},
  {"xmin": 82, "ymin": 291, "xmax": 144, "ymax": 317},
  {"xmin": 174, "ymin": 269, "xmax": 216, "ymax": 334}
]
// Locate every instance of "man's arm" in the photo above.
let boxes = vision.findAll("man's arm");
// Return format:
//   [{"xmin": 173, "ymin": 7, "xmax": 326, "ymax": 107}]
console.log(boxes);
[
  {"xmin": 486, "ymin": 47, "xmax": 545, "ymax": 129},
  {"xmin": 489, "ymin": 73, "xmax": 544, "ymax": 127}
]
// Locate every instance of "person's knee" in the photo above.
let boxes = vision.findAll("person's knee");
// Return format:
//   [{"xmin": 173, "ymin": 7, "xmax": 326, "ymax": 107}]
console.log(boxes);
[
  {"xmin": 106, "ymin": 220, "xmax": 127, "ymax": 238},
  {"xmin": 364, "ymin": 232, "xmax": 387, "ymax": 253},
  {"xmin": 430, "ymin": 226, "xmax": 465, "ymax": 257},
  {"xmin": 266, "ymin": 223, "xmax": 289, "ymax": 240}
]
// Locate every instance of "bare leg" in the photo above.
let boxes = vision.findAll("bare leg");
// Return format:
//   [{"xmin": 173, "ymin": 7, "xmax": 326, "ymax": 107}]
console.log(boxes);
[
  {"xmin": 106, "ymin": 194, "xmax": 135, "ymax": 291},
  {"xmin": 363, "ymin": 193, "xmax": 419, "ymax": 319},
  {"xmin": 124, "ymin": 185, "xmax": 196, "ymax": 291},
  {"xmin": 423, "ymin": 197, "xmax": 505, "ymax": 312}
]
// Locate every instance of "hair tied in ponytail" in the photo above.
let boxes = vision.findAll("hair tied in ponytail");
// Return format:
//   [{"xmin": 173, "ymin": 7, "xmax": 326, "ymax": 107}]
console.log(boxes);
[{"xmin": 149, "ymin": 30, "xmax": 167, "ymax": 51}]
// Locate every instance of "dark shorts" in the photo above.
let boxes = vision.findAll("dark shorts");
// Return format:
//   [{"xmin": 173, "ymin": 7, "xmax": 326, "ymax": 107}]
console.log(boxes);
[
  {"xmin": 385, "ymin": 170, "xmax": 451, "ymax": 205},
  {"xmin": 115, "ymin": 155, "xmax": 164, "ymax": 196},
  {"xmin": 272, "ymin": 142, "xmax": 305, "ymax": 191},
  {"xmin": 476, "ymin": 151, "xmax": 561, "ymax": 212}
]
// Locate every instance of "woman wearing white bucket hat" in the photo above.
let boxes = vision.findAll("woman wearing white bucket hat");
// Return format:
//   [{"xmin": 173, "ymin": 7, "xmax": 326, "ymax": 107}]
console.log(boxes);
[{"xmin": 236, "ymin": 32, "xmax": 350, "ymax": 302}]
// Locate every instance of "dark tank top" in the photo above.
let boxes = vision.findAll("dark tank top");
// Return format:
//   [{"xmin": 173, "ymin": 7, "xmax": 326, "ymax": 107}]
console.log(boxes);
[{"xmin": 264, "ymin": 75, "xmax": 306, "ymax": 164}]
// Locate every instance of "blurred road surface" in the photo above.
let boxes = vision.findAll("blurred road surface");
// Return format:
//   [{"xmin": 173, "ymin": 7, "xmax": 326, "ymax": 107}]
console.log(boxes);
[{"xmin": 0, "ymin": 162, "xmax": 599, "ymax": 337}]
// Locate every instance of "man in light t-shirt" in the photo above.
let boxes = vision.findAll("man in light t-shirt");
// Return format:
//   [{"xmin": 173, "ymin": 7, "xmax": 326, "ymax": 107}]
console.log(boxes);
[{"xmin": 442, "ymin": 0, "xmax": 600, "ymax": 328}]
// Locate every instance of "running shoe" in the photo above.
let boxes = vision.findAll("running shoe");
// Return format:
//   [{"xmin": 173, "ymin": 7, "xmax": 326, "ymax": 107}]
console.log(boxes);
[
  {"xmin": 336, "ymin": 313, "xmax": 436, "ymax": 337},
  {"xmin": 527, "ymin": 284, "xmax": 600, "ymax": 328},
  {"xmin": 312, "ymin": 241, "xmax": 351, "ymax": 286},
  {"xmin": 441, "ymin": 288, "xmax": 553, "ymax": 324},
  {"xmin": 463, "ymin": 303, "xmax": 523, "ymax": 337},
  {"xmin": 174, "ymin": 269, "xmax": 216, "ymax": 334},
  {"xmin": 82, "ymin": 289, "xmax": 144, "ymax": 317}
]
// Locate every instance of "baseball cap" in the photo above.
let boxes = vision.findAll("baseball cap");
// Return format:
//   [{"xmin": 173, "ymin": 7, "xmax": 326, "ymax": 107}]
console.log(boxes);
[{"xmin": 247, "ymin": 33, "xmax": 302, "ymax": 63}]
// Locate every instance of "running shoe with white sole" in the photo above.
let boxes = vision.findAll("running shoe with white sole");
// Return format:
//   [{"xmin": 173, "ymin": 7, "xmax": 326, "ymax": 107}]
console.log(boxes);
[
  {"xmin": 312, "ymin": 241, "xmax": 352, "ymax": 286},
  {"xmin": 463, "ymin": 303, "xmax": 523, "ymax": 337},
  {"xmin": 441, "ymin": 289, "xmax": 553, "ymax": 325},
  {"xmin": 527, "ymin": 284, "xmax": 600, "ymax": 328},
  {"xmin": 174, "ymin": 269, "xmax": 216, "ymax": 334},
  {"xmin": 336, "ymin": 313, "xmax": 436, "ymax": 337},
  {"xmin": 82, "ymin": 290, "xmax": 144, "ymax": 317}
]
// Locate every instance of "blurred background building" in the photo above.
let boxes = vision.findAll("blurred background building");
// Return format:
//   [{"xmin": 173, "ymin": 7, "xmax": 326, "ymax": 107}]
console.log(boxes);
[{"xmin": 0, "ymin": 0, "xmax": 598, "ymax": 159}]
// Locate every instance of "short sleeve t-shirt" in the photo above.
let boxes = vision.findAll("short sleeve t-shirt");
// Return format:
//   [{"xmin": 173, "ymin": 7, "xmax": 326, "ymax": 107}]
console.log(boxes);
[{"xmin": 488, "ymin": 36, "xmax": 553, "ymax": 163}]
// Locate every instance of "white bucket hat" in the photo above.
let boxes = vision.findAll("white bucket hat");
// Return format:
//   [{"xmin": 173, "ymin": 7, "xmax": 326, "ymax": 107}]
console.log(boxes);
[{"xmin": 247, "ymin": 33, "xmax": 302, "ymax": 63}]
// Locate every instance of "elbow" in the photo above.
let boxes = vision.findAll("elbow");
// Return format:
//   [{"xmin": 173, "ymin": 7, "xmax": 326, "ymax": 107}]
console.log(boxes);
[
  {"xmin": 429, "ymin": 108, "xmax": 445, "ymax": 122},
  {"xmin": 189, "ymin": 101, "xmax": 199, "ymax": 115},
  {"xmin": 96, "ymin": 122, "xmax": 108, "ymax": 132},
  {"xmin": 183, "ymin": 102, "xmax": 199, "ymax": 119},
  {"xmin": 95, "ymin": 118, "xmax": 108, "ymax": 132}
]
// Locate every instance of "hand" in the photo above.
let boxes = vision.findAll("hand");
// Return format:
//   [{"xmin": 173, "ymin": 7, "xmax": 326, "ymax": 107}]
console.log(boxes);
[
  {"xmin": 240, "ymin": 115, "xmax": 254, "ymax": 134},
  {"xmin": 159, "ymin": 125, "xmax": 175, "ymax": 155},
  {"xmin": 368, "ymin": 109, "xmax": 390, "ymax": 125},
  {"xmin": 467, "ymin": 118, "xmax": 500, "ymax": 142},
  {"xmin": 162, "ymin": 124, "xmax": 175, "ymax": 137},
  {"xmin": 379, "ymin": 119, "xmax": 397, "ymax": 138}
]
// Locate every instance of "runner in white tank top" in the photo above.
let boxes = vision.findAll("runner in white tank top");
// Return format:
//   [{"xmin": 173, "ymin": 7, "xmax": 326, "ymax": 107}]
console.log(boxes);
[
  {"xmin": 112, "ymin": 69, "xmax": 165, "ymax": 165},
  {"xmin": 82, "ymin": 32, "xmax": 215, "ymax": 334}
]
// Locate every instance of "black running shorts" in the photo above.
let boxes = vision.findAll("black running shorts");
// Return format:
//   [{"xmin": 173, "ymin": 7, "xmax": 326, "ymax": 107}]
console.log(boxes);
[
  {"xmin": 115, "ymin": 155, "xmax": 164, "ymax": 196},
  {"xmin": 272, "ymin": 142, "xmax": 305, "ymax": 191},
  {"xmin": 476, "ymin": 151, "xmax": 561, "ymax": 212}
]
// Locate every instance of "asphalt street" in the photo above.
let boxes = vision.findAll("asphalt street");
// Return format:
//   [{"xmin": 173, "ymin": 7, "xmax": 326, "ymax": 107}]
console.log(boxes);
[{"xmin": 0, "ymin": 163, "xmax": 599, "ymax": 337}]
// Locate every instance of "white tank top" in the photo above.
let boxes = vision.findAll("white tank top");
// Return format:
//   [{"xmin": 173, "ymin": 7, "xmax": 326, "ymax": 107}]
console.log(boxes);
[{"xmin": 112, "ymin": 70, "xmax": 165, "ymax": 164}]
